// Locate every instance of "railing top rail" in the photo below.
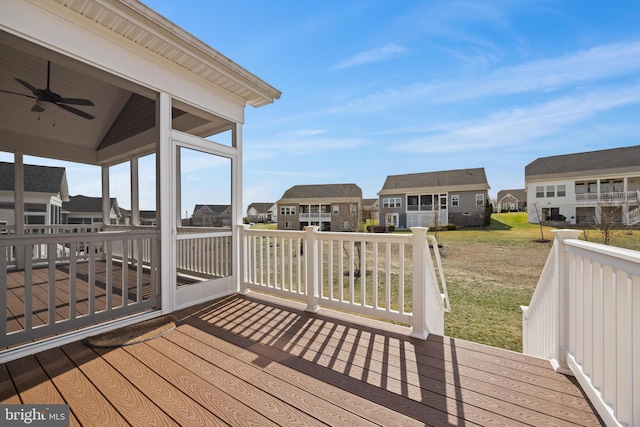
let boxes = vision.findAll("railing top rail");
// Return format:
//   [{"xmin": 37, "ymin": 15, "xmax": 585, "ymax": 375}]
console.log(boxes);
[
  {"xmin": 0, "ymin": 230, "xmax": 159, "ymax": 245},
  {"xmin": 243, "ymin": 228, "xmax": 306, "ymax": 238},
  {"xmin": 177, "ymin": 230, "xmax": 232, "ymax": 240},
  {"xmin": 564, "ymin": 238, "xmax": 640, "ymax": 266},
  {"xmin": 315, "ymin": 230, "xmax": 413, "ymax": 244}
]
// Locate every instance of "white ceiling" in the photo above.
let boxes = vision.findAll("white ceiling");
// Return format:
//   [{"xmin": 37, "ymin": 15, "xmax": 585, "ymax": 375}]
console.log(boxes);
[{"xmin": 0, "ymin": 30, "xmax": 235, "ymax": 166}]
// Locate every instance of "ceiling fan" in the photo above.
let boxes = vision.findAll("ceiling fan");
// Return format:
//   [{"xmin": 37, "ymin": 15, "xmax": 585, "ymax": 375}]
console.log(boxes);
[{"xmin": 0, "ymin": 61, "xmax": 95, "ymax": 120}]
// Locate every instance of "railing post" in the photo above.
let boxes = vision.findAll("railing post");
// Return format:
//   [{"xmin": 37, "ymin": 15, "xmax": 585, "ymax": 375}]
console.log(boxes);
[
  {"xmin": 304, "ymin": 226, "xmax": 320, "ymax": 313},
  {"xmin": 410, "ymin": 227, "xmax": 429, "ymax": 340},
  {"xmin": 239, "ymin": 224, "xmax": 251, "ymax": 295},
  {"xmin": 552, "ymin": 229, "xmax": 582, "ymax": 374}
]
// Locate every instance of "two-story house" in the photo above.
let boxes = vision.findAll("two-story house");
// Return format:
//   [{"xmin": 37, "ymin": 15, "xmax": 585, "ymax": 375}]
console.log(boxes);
[
  {"xmin": 378, "ymin": 168, "xmax": 490, "ymax": 229},
  {"xmin": 525, "ymin": 145, "xmax": 640, "ymax": 225},
  {"xmin": 497, "ymin": 189, "xmax": 526, "ymax": 212},
  {"xmin": 276, "ymin": 184, "xmax": 362, "ymax": 231},
  {"xmin": 0, "ymin": 161, "xmax": 68, "ymax": 228},
  {"xmin": 246, "ymin": 202, "xmax": 276, "ymax": 223}
]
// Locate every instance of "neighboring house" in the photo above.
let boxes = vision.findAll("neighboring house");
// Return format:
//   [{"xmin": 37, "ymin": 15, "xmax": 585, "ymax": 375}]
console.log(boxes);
[
  {"xmin": 120, "ymin": 208, "xmax": 156, "ymax": 226},
  {"xmin": 0, "ymin": 162, "xmax": 68, "ymax": 227},
  {"xmin": 246, "ymin": 202, "xmax": 276, "ymax": 223},
  {"xmin": 378, "ymin": 168, "xmax": 491, "ymax": 229},
  {"xmin": 497, "ymin": 189, "xmax": 527, "ymax": 212},
  {"xmin": 276, "ymin": 184, "xmax": 362, "ymax": 231},
  {"xmin": 62, "ymin": 195, "xmax": 122, "ymax": 225},
  {"xmin": 362, "ymin": 198, "xmax": 379, "ymax": 221},
  {"xmin": 139, "ymin": 210, "xmax": 157, "ymax": 226},
  {"xmin": 192, "ymin": 204, "xmax": 232, "ymax": 227},
  {"xmin": 525, "ymin": 145, "xmax": 640, "ymax": 225}
]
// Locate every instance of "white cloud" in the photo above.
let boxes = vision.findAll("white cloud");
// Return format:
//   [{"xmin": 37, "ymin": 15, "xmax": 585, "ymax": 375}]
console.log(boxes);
[
  {"xmin": 394, "ymin": 84, "xmax": 640, "ymax": 153},
  {"xmin": 325, "ymin": 39, "xmax": 640, "ymax": 114},
  {"xmin": 332, "ymin": 43, "xmax": 411, "ymax": 70}
]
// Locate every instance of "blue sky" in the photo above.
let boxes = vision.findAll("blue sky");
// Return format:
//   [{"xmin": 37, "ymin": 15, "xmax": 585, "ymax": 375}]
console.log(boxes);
[{"xmin": 5, "ymin": 1, "xmax": 640, "ymax": 216}]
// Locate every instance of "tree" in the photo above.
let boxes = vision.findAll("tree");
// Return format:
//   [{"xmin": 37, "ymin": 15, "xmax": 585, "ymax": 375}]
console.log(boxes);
[
  {"xmin": 592, "ymin": 197, "xmax": 624, "ymax": 245},
  {"xmin": 531, "ymin": 203, "xmax": 549, "ymax": 242}
]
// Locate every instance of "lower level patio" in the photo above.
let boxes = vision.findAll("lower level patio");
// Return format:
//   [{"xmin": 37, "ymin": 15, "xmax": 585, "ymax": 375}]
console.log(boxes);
[{"xmin": 1, "ymin": 292, "xmax": 602, "ymax": 426}]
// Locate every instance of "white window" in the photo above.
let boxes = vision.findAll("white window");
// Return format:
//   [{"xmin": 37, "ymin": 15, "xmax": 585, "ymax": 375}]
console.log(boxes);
[
  {"xmin": 536, "ymin": 186, "xmax": 544, "ymax": 198},
  {"xmin": 333, "ymin": 205, "xmax": 339, "ymax": 215},
  {"xmin": 285, "ymin": 221, "xmax": 292, "ymax": 229},
  {"xmin": 557, "ymin": 185, "xmax": 566, "ymax": 197},
  {"xmin": 342, "ymin": 221, "xmax": 350, "ymax": 230},
  {"xmin": 280, "ymin": 206, "xmax": 296, "ymax": 215},
  {"xmin": 475, "ymin": 194, "xmax": 484, "ymax": 206},
  {"xmin": 546, "ymin": 186, "xmax": 555, "ymax": 197},
  {"xmin": 440, "ymin": 194, "xmax": 447, "ymax": 208},
  {"xmin": 386, "ymin": 213, "xmax": 398, "ymax": 226},
  {"xmin": 382, "ymin": 197, "xmax": 401, "ymax": 208},
  {"xmin": 451, "ymin": 195, "xmax": 459, "ymax": 206},
  {"xmin": 350, "ymin": 204, "xmax": 356, "ymax": 215}
]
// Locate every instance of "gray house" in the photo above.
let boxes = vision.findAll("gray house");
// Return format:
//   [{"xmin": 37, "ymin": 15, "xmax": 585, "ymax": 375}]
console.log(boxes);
[
  {"xmin": 62, "ymin": 195, "xmax": 122, "ymax": 225},
  {"xmin": 276, "ymin": 183, "xmax": 362, "ymax": 231},
  {"xmin": 378, "ymin": 168, "xmax": 490, "ymax": 228},
  {"xmin": 497, "ymin": 189, "xmax": 526, "ymax": 212}
]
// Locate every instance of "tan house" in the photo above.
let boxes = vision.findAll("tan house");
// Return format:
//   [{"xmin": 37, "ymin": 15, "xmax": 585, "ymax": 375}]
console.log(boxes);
[
  {"xmin": 191, "ymin": 204, "xmax": 232, "ymax": 227},
  {"xmin": 497, "ymin": 189, "xmax": 526, "ymax": 212},
  {"xmin": 276, "ymin": 183, "xmax": 362, "ymax": 231}
]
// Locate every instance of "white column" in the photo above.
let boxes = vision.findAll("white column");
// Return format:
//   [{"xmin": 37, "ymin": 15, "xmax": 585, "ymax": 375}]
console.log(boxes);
[
  {"xmin": 101, "ymin": 166, "xmax": 110, "ymax": 226},
  {"xmin": 130, "ymin": 157, "xmax": 139, "ymax": 226},
  {"xmin": 232, "ymin": 123, "xmax": 243, "ymax": 293},
  {"xmin": 14, "ymin": 153, "xmax": 25, "ymax": 269},
  {"xmin": 157, "ymin": 91, "xmax": 175, "ymax": 314}
]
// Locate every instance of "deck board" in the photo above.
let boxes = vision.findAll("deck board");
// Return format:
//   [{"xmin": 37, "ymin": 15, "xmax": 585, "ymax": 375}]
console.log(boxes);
[{"xmin": 1, "ymin": 288, "xmax": 604, "ymax": 426}]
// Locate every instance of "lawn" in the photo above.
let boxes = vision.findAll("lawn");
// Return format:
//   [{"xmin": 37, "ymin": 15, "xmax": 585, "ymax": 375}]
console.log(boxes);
[{"xmin": 434, "ymin": 212, "xmax": 640, "ymax": 351}]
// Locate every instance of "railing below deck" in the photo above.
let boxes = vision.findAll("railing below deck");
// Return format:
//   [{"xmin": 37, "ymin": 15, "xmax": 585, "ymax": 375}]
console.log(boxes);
[
  {"xmin": 241, "ymin": 225, "xmax": 449, "ymax": 338},
  {"xmin": 0, "ymin": 230, "xmax": 159, "ymax": 353},
  {"xmin": 522, "ymin": 230, "xmax": 639, "ymax": 427}
]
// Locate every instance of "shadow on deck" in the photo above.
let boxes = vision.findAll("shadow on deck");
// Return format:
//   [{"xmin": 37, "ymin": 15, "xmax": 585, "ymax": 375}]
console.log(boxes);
[{"xmin": 1, "ymin": 293, "xmax": 603, "ymax": 426}]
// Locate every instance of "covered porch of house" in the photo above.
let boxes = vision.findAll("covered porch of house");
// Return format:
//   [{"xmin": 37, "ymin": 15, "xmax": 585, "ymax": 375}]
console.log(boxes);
[{"xmin": 1, "ymin": 0, "xmax": 280, "ymax": 362}]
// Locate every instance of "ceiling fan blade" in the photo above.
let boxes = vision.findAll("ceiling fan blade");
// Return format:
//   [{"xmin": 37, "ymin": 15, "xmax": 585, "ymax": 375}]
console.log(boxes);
[
  {"xmin": 0, "ymin": 89, "xmax": 37, "ymax": 99},
  {"xmin": 58, "ymin": 97, "xmax": 95, "ymax": 106},
  {"xmin": 56, "ymin": 103, "xmax": 95, "ymax": 120},
  {"xmin": 14, "ymin": 78, "xmax": 38, "ymax": 94}
]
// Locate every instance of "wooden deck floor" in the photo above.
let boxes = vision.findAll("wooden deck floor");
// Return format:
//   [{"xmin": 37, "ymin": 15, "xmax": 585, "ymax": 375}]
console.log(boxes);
[{"xmin": 1, "ymin": 293, "xmax": 603, "ymax": 426}]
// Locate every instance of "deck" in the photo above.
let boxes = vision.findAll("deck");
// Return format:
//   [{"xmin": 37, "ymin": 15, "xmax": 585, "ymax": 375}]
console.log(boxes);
[{"xmin": 1, "ymin": 292, "xmax": 603, "ymax": 426}]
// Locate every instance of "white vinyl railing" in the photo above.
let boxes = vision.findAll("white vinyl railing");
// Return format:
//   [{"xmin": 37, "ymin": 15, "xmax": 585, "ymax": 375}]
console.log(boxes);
[
  {"xmin": 105, "ymin": 225, "xmax": 232, "ymax": 280},
  {"xmin": 241, "ymin": 225, "xmax": 449, "ymax": 338},
  {"xmin": 576, "ymin": 191, "xmax": 639, "ymax": 203},
  {"xmin": 0, "ymin": 230, "xmax": 160, "ymax": 351},
  {"xmin": 522, "ymin": 230, "xmax": 639, "ymax": 427}
]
